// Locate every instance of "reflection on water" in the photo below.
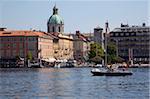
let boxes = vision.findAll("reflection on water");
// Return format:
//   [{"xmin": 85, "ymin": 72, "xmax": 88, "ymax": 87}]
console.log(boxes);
[{"xmin": 0, "ymin": 68, "xmax": 149, "ymax": 99}]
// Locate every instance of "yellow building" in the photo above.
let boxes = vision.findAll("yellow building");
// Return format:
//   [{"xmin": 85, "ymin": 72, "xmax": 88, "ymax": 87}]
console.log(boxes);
[{"xmin": 52, "ymin": 34, "xmax": 73, "ymax": 60}]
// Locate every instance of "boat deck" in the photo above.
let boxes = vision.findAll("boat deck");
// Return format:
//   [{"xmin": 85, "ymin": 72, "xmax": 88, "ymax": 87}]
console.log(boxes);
[
  {"xmin": 91, "ymin": 71, "xmax": 133, "ymax": 76},
  {"xmin": 91, "ymin": 68, "xmax": 133, "ymax": 76}
]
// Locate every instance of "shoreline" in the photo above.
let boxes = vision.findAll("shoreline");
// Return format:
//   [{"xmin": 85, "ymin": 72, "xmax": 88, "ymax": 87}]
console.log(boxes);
[{"xmin": 0, "ymin": 65, "xmax": 150, "ymax": 69}]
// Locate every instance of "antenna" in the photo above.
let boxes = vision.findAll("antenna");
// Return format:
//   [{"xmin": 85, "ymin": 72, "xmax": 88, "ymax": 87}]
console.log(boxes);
[
  {"xmin": 54, "ymin": 2, "xmax": 56, "ymax": 7},
  {"xmin": 126, "ymin": 19, "xmax": 128, "ymax": 25}
]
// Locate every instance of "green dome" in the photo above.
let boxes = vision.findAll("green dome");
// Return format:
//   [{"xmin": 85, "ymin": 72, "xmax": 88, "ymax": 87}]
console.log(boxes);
[{"xmin": 48, "ymin": 14, "xmax": 64, "ymax": 24}]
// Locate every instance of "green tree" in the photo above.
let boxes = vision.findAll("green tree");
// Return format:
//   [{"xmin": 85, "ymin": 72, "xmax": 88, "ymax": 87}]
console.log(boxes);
[
  {"xmin": 26, "ymin": 51, "xmax": 32, "ymax": 60},
  {"xmin": 15, "ymin": 55, "xmax": 20, "ymax": 60},
  {"xmin": 107, "ymin": 42, "xmax": 116, "ymax": 56},
  {"xmin": 107, "ymin": 42, "xmax": 124, "ymax": 64},
  {"xmin": 88, "ymin": 43, "xmax": 104, "ymax": 63}
]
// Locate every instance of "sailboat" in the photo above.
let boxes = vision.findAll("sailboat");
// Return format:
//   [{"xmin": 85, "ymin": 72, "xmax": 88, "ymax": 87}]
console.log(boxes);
[
  {"xmin": 91, "ymin": 67, "xmax": 133, "ymax": 76},
  {"xmin": 91, "ymin": 21, "xmax": 133, "ymax": 76}
]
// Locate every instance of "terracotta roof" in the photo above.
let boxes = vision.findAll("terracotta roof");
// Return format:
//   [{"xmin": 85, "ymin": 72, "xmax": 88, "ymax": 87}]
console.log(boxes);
[
  {"xmin": 50, "ymin": 32, "xmax": 73, "ymax": 40},
  {"xmin": 76, "ymin": 32, "xmax": 90, "ymax": 42},
  {"xmin": 51, "ymin": 32, "xmax": 60, "ymax": 37},
  {"xmin": 0, "ymin": 30, "xmax": 52, "ymax": 38},
  {"xmin": 48, "ymin": 33, "xmax": 59, "ymax": 39}
]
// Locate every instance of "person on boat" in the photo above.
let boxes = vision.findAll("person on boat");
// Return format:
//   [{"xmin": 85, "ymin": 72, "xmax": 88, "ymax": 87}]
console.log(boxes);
[
  {"xmin": 122, "ymin": 62, "xmax": 128, "ymax": 71},
  {"xmin": 122, "ymin": 68, "xmax": 125, "ymax": 71},
  {"xmin": 108, "ymin": 64, "xmax": 114, "ymax": 72}
]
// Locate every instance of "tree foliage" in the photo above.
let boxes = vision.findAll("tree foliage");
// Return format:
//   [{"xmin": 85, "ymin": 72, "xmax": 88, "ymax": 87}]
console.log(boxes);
[
  {"xmin": 107, "ymin": 42, "xmax": 124, "ymax": 64},
  {"xmin": 107, "ymin": 42, "xmax": 116, "ymax": 56},
  {"xmin": 88, "ymin": 43, "xmax": 104, "ymax": 63},
  {"xmin": 26, "ymin": 51, "xmax": 32, "ymax": 60},
  {"xmin": 88, "ymin": 41, "xmax": 124, "ymax": 64}
]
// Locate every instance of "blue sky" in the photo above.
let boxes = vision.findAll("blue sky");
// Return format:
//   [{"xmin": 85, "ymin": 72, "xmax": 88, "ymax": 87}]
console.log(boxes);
[{"xmin": 0, "ymin": 0, "xmax": 149, "ymax": 33}]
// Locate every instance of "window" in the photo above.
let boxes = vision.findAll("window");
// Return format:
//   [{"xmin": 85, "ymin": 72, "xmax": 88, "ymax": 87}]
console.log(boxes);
[
  {"xmin": 59, "ymin": 27, "xmax": 61, "ymax": 32},
  {"xmin": 126, "ymin": 33, "xmax": 129, "ymax": 36},
  {"xmin": 32, "ymin": 37, "xmax": 35, "ymax": 41},
  {"xmin": 115, "ymin": 33, "xmax": 118, "ymax": 36},
  {"xmin": 20, "ymin": 43, "xmax": 23, "ymax": 49},
  {"xmin": 28, "ymin": 37, "xmax": 34, "ymax": 41},
  {"xmin": 13, "ymin": 37, "xmax": 16, "ymax": 41},
  {"xmin": 12, "ymin": 50, "xmax": 16, "ymax": 57},
  {"xmin": 120, "ymin": 33, "xmax": 124, "ymax": 36},
  {"xmin": 131, "ymin": 32, "xmax": 135, "ymax": 36},
  {"xmin": 13, "ymin": 43, "xmax": 17, "ymax": 49},
  {"xmin": 53, "ymin": 39, "xmax": 58, "ymax": 43},
  {"xmin": 20, "ymin": 37, "xmax": 23, "ymax": 41},
  {"xmin": 53, "ymin": 26, "xmax": 55, "ymax": 32},
  {"xmin": 19, "ymin": 50, "xmax": 24, "ymax": 57}
]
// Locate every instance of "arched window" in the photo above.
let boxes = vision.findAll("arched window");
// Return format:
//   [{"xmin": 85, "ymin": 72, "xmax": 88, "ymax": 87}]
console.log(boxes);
[
  {"xmin": 52, "ymin": 26, "xmax": 55, "ymax": 32},
  {"xmin": 48, "ymin": 27, "xmax": 50, "ymax": 33},
  {"xmin": 59, "ymin": 27, "xmax": 61, "ymax": 32}
]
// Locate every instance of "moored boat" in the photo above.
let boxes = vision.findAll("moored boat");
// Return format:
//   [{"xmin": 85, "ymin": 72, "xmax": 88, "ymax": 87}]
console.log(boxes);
[{"xmin": 91, "ymin": 68, "xmax": 133, "ymax": 76}]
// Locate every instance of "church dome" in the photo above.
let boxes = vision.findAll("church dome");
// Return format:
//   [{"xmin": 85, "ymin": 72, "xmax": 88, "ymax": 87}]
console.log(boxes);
[
  {"xmin": 48, "ymin": 14, "xmax": 64, "ymax": 24},
  {"xmin": 47, "ymin": 5, "xmax": 64, "ymax": 24}
]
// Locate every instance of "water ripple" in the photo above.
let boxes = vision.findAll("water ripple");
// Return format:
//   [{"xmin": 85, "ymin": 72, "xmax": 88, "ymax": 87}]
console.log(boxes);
[{"xmin": 0, "ymin": 68, "xmax": 149, "ymax": 99}]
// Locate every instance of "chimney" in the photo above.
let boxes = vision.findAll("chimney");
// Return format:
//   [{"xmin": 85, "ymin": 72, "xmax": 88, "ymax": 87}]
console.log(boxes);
[
  {"xmin": 76, "ymin": 30, "xmax": 80, "ymax": 35},
  {"xmin": 76, "ymin": 30, "xmax": 80, "ymax": 33},
  {"xmin": 0, "ymin": 28, "xmax": 6, "ymax": 31},
  {"xmin": 142, "ymin": 23, "xmax": 146, "ymax": 27}
]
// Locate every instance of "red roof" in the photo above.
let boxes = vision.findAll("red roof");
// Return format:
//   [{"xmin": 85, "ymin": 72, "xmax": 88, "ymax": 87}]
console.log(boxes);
[
  {"xmin": 76, "ymin": 32, "xmax": 90, "ymax": 42},
  {"xmin": 0, "ymin": 30, "xmax": 51, "ymax": 38}
]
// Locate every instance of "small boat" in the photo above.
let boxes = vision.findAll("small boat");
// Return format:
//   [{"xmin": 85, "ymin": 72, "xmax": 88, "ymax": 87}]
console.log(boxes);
[
  {"xmin": 54, "ymin": 62, "xmax": 68, "ymax": 68},
  {"xmin": 54, "ymin": 63, "xmax": 61, "ymax": 68},
  {"xmin": 28, "ymin": 60, "xmax": 43, "ymax": 68},
  {"xmin": 91, "ymin": 68, "xmax": 132, "ymax": 76}
]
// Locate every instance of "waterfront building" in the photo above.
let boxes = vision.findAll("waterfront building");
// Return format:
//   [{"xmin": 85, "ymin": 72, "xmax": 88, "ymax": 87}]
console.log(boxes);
[
  {"xmin": 72, "ymin": 31, "xmax": 90, "ymax": 62},
  {"xmin": 47, "ymin": 5, "xmax": 73, "ymax": 60},
  {"xmin": 109, "ymin": 23, "xmax": 150, "ymax": 64},
  {"xmin": 50, "ymin": 33, "xmax": 73, "ymax": 60},
  {"xmin": 0, "ymin": 29, "xmax": 53, "ymax": 65}
]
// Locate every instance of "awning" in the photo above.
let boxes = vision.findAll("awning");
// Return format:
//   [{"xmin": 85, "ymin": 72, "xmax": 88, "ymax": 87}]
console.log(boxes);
[
  {"xmin": 18, "ymin": 57, "xmax": 24, "ymax": 61},
  {"xmin": 55, "ymin": 59, "xmax": 67, "ymax": 62},
  {"xmin": 42, "ymin": 58, "xmax": 56, "ymax": 62}
]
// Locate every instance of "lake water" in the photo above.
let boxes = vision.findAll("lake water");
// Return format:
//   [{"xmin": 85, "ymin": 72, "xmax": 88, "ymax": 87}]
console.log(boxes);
[{"xmin": 0, "ymin": 68, "xmax": 149, "ymax": 99}]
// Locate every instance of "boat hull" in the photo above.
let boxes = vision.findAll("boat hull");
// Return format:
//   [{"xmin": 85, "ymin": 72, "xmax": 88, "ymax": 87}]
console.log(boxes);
[{"xmin": 91, "ymin": 71, "xmax": 132, "ymax": 76}]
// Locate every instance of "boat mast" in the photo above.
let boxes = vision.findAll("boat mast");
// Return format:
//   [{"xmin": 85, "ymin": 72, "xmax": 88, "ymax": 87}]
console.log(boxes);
[{"xmin": 104, "ymin": 21, "xmax": 109, "ymax": 67}]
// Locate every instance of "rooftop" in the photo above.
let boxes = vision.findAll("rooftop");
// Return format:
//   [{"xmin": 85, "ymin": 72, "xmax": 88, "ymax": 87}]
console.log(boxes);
[{"xmin": 0, "ymin": 30, "xmax": 52, "ymax": 39}]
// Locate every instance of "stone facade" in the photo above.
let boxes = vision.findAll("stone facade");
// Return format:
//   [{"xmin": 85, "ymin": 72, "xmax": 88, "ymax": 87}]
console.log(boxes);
[{"xmin": 52, "ymin": 34, "xmax": 73, "ymax": 60}]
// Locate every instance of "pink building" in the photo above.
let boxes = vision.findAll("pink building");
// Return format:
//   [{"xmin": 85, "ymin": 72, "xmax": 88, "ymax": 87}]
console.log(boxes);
[{"xmin": 0, "ymin": 29, "xmax": 53, "ymax": 66}]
